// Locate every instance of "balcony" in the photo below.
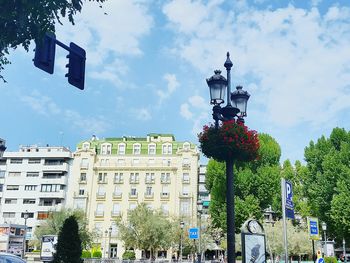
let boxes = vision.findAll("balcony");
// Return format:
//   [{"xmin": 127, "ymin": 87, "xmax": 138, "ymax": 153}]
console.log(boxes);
[
  {"xmin": 112, "ymin": 192, "xmax": 122, "ymax": 200},
  {"xmin": 40, "ymin": 190, "xmax": 65, "ymax": 199},
  {"xmin": 179, "ymin": 192, "xmax": 192, "ymax": 198},
  {"xmin": 97, "ymin": 179, "xmax": 108, "ymax": 184},
  {"xmin": 41, "ymin": 176, "xmax": 66, "ymax": 185},
  {"xmin": 128, "ymin": 193, "xmax": 138, "ymax": 200},
  {"xmin": 144, "ymin": 193, "xmax": 154, "ymax": 200},
  {"xmin": 129, "ymin": 179, "xmax": 139, "ymax": 184},
  {"xmin": 161, "ymin": 179, "xmax": 171, "ymax": 184},
  {"xmin": 43, "ymin": 162, "xmax": 69, "ymax": 172},
  {"xmin": 74, "ymin": 191, "xmax": 88, "ymax": 198},
  {"xmin": 145, "ymin": 179, "xmax": 155, "ymax": 184},
  {"xmin": 182, "ymin": 179, "xmax": 190, "ymax": 184},
  {"xmin": 160, "ymin": 192, "xmax": 170, "ymax": 200},
  {"xmin": 94, "ymin": 211, "xmax": 104, "ymax": 217},
  {"xmin": 111, "ymin": 211, "xmax": 121, "ymax": 217},
  {"xmin": 114, "ymin": 179, "xmax": 124, "ymax": 184},
  {"xmin": 96, "ymin": 192, "xmax": 106, "ymax": 200}
]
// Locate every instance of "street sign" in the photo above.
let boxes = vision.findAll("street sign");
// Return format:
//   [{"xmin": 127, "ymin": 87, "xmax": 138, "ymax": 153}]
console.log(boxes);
[
  {"xmin": 317, "ymin": 258, "xmax": 325, "ymax": 263},
  {"xmin": 307, "ymin": 217, "xmax": 320, "ymax": 240},
  {"xmin": 284, "ymin": 180, "xmax": 294, "ymax": 219},
  {"xmin": 189, "ymin": 228, "xmax": 199, "ymax": 239}
]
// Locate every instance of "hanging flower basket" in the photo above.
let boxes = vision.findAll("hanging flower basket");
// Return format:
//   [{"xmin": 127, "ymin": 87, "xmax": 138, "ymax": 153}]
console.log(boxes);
[{"xmin": 198, "ymin": 120, "xmax": 259, "ymax": 162}]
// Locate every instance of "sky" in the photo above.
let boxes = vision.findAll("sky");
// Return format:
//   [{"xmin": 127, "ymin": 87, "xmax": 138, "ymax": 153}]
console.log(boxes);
[{"xmin": 1, "ymin": 0, "xmax": 350, "ymax": 164}]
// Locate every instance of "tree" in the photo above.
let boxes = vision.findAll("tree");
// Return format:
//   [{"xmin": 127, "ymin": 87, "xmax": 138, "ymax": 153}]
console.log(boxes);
[
  {"xmin": 206, "ymin": 133, "xmax": 281, "ymax": 232},
  {"xmin": 53, "ymin": 215, "xmax": 82, "ymax": 263},
  {"xmin": 302, "ymin": 127, "xmax": 350, "ymax": 242},
  {"xmin": 0, "ymin": 0, "xmax": 106, "ymax": 82},
  {"xmin": 115, "ymin": 203, "xmax": 175, "ymax": 259},
  {"xmin": 33, "ymin": 208, "xmax": 93, "ymax": 250}
]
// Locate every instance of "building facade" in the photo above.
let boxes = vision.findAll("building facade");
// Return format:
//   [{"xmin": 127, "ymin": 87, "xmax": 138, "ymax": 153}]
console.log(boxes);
[
  {"xmin": 66, "ymin": 134, "xmax": 200, "ymax": 259},
  {"xmin": 0, "ymin": 145, "xmax": 72, "ymax": 247}
]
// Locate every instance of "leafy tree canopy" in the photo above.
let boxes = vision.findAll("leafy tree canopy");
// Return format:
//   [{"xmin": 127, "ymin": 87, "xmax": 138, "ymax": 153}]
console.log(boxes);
[
  {"xmin": 0, "ymin": 0, "xmax": 106, "ymax": 82},
  {"xmin": 33, "ymin": 208, "xmax": 93, "ymax": 250}
]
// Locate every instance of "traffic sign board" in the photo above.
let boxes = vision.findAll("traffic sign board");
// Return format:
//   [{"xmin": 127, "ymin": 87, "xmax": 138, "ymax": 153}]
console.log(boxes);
[
  {"xmin": 189, "ymin": 228, "xmax": 199, "ymax": 239},
  {"xmin": 307, "ymin": 217, "xmax": 320, "ymax": 240},
  {"xmin": 317, "ymin": 258, "xmax": 325, "ymax": 263},
  {"xmin": 284, "ymin": 180, "xmax": 294, "ymax": 219}
]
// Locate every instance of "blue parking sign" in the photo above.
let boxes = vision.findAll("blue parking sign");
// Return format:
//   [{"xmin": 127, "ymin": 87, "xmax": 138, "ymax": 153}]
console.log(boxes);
[
  {"xmin": 307, "ymin": 217, "xmax": 320, "ymax": 240},
  {"xmin": 189, "ymin": 228, "xmax": 199, "ymax": 239}
]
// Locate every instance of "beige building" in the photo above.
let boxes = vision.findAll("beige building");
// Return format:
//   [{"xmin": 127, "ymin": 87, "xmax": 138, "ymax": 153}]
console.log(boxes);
[{"xmin": 66, "ymin": 134, "xmax": 200, "ymax": 259}]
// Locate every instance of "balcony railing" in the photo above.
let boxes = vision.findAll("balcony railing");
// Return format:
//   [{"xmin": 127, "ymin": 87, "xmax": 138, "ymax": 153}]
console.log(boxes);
[
  {"xmin": 111, "ymin": 211, "xmax": 121, "ymax": 217},
  {"xmin": 112, "ymin": 192, "xmax": 122, "ymax": 199},
  {"xmin": 96, "ymin": 192, "xmax": 106, "ymax": 199},
  {"xmin": 144, "ymin": 193, "xmax": 154, "ymax": 199},
  {"xmin": 160, "ymin": 192, "xmax": 170, "ymax": 200},
  {"xmin": 94, "ymin": 211, "xmax": 104, "ymax": 217},
  {"xmin": 128, "ymin": 193, "xmax": 138, "ymax": 199}
]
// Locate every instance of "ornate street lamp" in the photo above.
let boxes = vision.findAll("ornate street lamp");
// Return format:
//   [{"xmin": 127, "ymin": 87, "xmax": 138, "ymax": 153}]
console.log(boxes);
[
  {"xmin": 322, "ymin": 222, "xmax": 327, "ymax": 257},
  {"xmin": 0, "ymin": 138, "xmax": 6, "ymax": 158},
  {"xmin": 197, "ymin": 201, "xmax": 203, "ymax": 263},
  {"xmin": 205, "ymin": 52, "xmax": 250, "ymax": 263},
  {"xmin": 22, "ymin": 210, "xmax": 30, "ymax": 259},
  {"xmin": 180, "ymin": 221, "xmax": 185, "ymax": 262}
]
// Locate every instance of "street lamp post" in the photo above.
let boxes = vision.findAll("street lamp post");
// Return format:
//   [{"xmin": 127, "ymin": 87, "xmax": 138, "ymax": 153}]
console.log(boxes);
[
  {"xmin": 343, "ymin": 238, "xmax": 347, "ymax": 263},
  {"xmin": 22, "ymin": 210, "xmax": 30, "ymax": 259},
  {"xmin": 104, "ymin": 230, "xmax": 108, "ymax": 259},
  {"xmin": 108, "ymin": 226, "xmax": 112, "ymax": 258},
  {"xmin": 206, "ymin": 52, "xmax": 250, "ymax": 263},
  {"xmin": 197, "ymin": 201, "xmax": 203, "ymax": 263},
  {"xmin": 180, "ymin": 221, "xmax": 185, "ymax": 262},
  {"xmin": 322, "ymin": 222, "xmax": 327, "ymax": 257}
]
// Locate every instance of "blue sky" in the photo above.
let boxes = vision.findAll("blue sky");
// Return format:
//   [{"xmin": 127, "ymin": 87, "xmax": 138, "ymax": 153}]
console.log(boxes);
[{"xmin": 1, "ymin": 0, "xmax": 350, "ymax": 164}]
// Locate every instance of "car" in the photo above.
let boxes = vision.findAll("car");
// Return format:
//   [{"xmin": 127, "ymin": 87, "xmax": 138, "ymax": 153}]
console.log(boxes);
[{"xmin": 0, "ymin": 253, "xmax": 26, "ymax": 263}]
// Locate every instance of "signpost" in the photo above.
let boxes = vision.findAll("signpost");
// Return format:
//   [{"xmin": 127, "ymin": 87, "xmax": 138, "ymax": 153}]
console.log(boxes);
[
  {"xmin": 189, "ymin": 228, "xmax": 199, "ymax": 239},
  {"xmin": 281, "ymin": 178, "xmax": 294, "ymax": 263},
  {"xmin": 307, "ymin": 217, "xmax": 320, "ymax": 263}
]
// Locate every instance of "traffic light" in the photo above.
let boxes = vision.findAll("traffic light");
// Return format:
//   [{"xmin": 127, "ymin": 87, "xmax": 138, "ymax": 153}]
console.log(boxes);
[
  {"xmin": 33, "ymin": 33, "xmax": 56, "ymax": 74},
  {"xmin": 65, "ymin": 42, "xmax": 86, "ymax": 90}
]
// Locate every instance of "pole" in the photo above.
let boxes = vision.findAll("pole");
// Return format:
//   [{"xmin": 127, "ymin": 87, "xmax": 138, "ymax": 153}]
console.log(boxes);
[
  {"xmin": 312, "ymin": 240, "xmax": 315, "ymax": 263},
  {"xmin": 343, "ymin": 239, "xmax": 347, "ymax": 263},
  {"xmin": 180, "ymin": 230, "xmax": 183, "ymax": 262},
  {"xmin": 324, "ymin": 230, "xmax": 327, "ymax": 257},
  {"xmin": 281, "ymin": 178, "xmax": 288, "ymax": 263},
  {"xmin": 198, "ymin": 213, "xmax": 202, "ymax": 263},
  {"xmin": 226, "ymin": 158, "xmax": 235, "ymax": 263},
  {"xmin": 108, "ymin": 230, "xmax": 111, "ymax": 258},
  {"xmin": 23, "ymin": 217, "xmax": 27, "ymax": 259}
]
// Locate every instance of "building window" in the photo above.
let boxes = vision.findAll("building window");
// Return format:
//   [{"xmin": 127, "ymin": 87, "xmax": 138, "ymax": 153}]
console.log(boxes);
[
  {"xmin": 21, "ymin": 212, "xmax": 34, "ymax": 218},
  {"xmin": 8, "ymin": 172, "xmax": 21, "ymax": 177},
  {"xmin": 183, "ymin": 173, "xmax": 190, "ymax": 183},
  {"xmin": 97, "ymin": 186, "xmax": 105, "ymax": 196},
  {"xmin": 161, "ymin": 185, "xmax": 169, "ymax": 196},
  {"xmin": 79, "ymin": 189, "xmax": 85, "ymax": 196},
  {"xmin": 145, "ymin": 173, "xmax": 155, "ymax": 184},
  {"xmin": 5, "ymin": 199, "xmax": 17, "ymax": 204},
  {"xmin": 130, "ymin": 187, "xmax": 137, "ymax": 196},
  {"xmin": 101, "ymin": 143, "xmax": 112, "ymax": 155},
  {"xmin": 182, "ymin": 185, "xmax": 190, "ymax": 196},
  {"xmin": 44, "ymin": 159, "xmax": 64, "ymax": 166},
  {"xmin": 114, "ymin": 173, "xmax": 123, "ymax": 183},
  {"xmin": 132, "ymin": 159, "xmax": 139, "ymax": 165},
  {"xmin": 118, "ymin": 144, "xmax": 126, "ymax": 155},
  {"xmin": 3, "ymin": 212, "xmax": 16, "ymax": 218},
  {"xmin": 0, "ymin": 171, "xmax": 5, "ymax": 178},
  {"xmin": 10, "ymin": 159, "xmax": 22, "ymax": 164},
  {"xmin": 23, "ymin": 199, "xmax": 36, "ymax": 204},
  {"xmin": 129, "ymin": 203, "xmax": 137, "ymax": 210},
  {"xmin": 7, "ymin": 185, "xmax": 19, "ymax": 191},
  {"xmin": 0, "ymin": 184, "xmax": 3, "ymax": 192},
  {"xmin": 183, "ymin": 142, "xmax": 190, "ymax": 150},
  {"xmin": 148, "ymin": 159, "xmax": 155, "ymax": 164},
  {"xmin": 25, "ymin": 185, "xmax": 37, "ymax": 191},
  {"xmin": 162, "ymin": 144, "xmax": 172, "ymax": 155},
  {"xmin": 161, "ymin": 173, "xmax": 170, "ymax": 183},
  {"xmin": 112, "ymin": 203, "xmax": 120, "ymax": 215},
  {"xmin": 40, "ymin": 184, "xmax": 60, "ymax": 192},
  {"xmin": 180, "ymin": 200, "xmax": 191, "ymax": 216},
  {"xmin": 27, "ymin": 172, "xmax": 39, "ymax": 177},
  {"xmin": 114, "ymin": 186, "xmax": 122, "ymax": 196},
  {"xmin": 133, "ymin": 144, "xmax": 141, "ymax": 155},
  {"xmin": 182, "ymin": 158, "xmax": 190, "ymax": 167},
  {"xmin": 148, "ymin": 144, "xmax": 156, "ymax": 155},
  {"xmin": 117, "ymin": 159, "xmax": 125, "ymax": 165},
  {"xmin": 82, "ymin": 142, "xmax": 90, "ymax": 150},
  {"xmin": 81, "ymin": 158, "xmax": 89, "ymax": 168},
  {"xmin": 37, "ymin": 212, "xmax": 50, "ymax": 220},
  {"xmin": 98, "ymin": 173, "xmax": 107, "ymax": 183},
  {"xmin": 130, "ymin": 173, "xmax": 139, "ymax": 184},
  {"xmin": 80, "ymin": 173, "xmax": 87, "ymax": 182},
  {"xmin": 28, "ymin": 158, "xmax": 41, "ymax": 164},
  {"xmin": 96, "ymin": 203, "xmax": 104, "ymax": 216},
  {"xmin": 161, "ymin": 204, "xmax": 169, "ymax": 216},
  {"xmin": 146, "ymin": 186, "xmax": 153, "ymax": 196}
]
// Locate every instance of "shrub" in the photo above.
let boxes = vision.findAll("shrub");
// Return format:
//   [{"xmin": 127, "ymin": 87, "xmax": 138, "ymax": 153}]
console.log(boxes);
[
  {"xmin": 325, "ymin": 256, "xmax": 337, "ymax": 263},
  {"xmin": 92, "ymin": 250, "xmax": 102, "ymax": 258},
  {"xmin": 123, "ymin": 251, "xmax": 136, "ymax": 260},
  {"xmin": 81, "ymin": 250, "xmax": 91, "ymax": 258}
]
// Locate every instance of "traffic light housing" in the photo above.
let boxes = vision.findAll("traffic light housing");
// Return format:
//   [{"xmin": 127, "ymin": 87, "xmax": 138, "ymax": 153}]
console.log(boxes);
[
  {"xmin": 65, "ymin": 42, "xmax": 86, "ymax": 90},
  {"xmin": 33, "ymin": 33, "xmax": 56, "ymax": 74}
]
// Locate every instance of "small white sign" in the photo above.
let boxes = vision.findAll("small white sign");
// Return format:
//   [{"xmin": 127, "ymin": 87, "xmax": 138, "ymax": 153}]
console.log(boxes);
[{"xmin": 40, "ymin": 235, "xmax": 58, "ymax": 261}]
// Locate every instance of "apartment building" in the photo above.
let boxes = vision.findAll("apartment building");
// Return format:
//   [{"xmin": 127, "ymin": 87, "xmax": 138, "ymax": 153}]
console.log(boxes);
[
  {"xmin": 0, "ymin": 145, "xmax": 72, "ymax": 248},
  {"xmin": 66, "ymin": 134, "xmax": 200, "ymax": 259},
  {"xmin": 198, "ymin": 164, "xmax": 210, "ymax": 215}
]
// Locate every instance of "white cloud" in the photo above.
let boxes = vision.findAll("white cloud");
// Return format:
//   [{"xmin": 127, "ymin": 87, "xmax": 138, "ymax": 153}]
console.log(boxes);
[
  {"xmin": 55, "ymin": 0, "xmax": 153, "ymax": 87},
  {"xmin": 21, "ymin": 90, "xmax": 110, "ymax": 134},
  {"xmin": 180, "ymin": 103, "xmax": 193, "ymax": 120},
  {"xmin": 157, "ymin": 73, "xmax": 179, "ymax": 104},
  {"xmin": 163, "ymin": 2, "xmax": 350, "ymax": 128},
  {"xmin": 133, "ymin": 108, "xmax": 152, "ymax": 121}
]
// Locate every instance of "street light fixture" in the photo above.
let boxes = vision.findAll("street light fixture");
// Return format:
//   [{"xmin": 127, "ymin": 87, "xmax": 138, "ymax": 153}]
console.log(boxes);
[
  {"xmin": 180, "ymin": 221, "xmax": 185, "ymax": 262},
  {"xmin": 206, "ymin": 52, "xmax": 250, "ymax": 263},
  {"xmin": 0, "ymin": 138, "xmax": 6, "ymax": 158},
  {"xmin": 22, "ymin": 210, "xmax": 30, "ymax": 259},
  {"xmin": 322, "ymin": 222, "xmax": 327, "ymax": 257}
]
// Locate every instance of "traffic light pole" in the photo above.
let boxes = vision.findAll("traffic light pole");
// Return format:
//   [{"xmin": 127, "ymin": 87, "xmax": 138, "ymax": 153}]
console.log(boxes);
[{"xmin": 34, "ymin": 33, "xmax": 86, "ymax": 90}]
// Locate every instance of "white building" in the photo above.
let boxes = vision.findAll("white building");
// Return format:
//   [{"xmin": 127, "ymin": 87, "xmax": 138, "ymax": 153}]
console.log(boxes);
[{"xmin": 0, "ymin": 145, "xmax": 72, "ymax": 249}]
